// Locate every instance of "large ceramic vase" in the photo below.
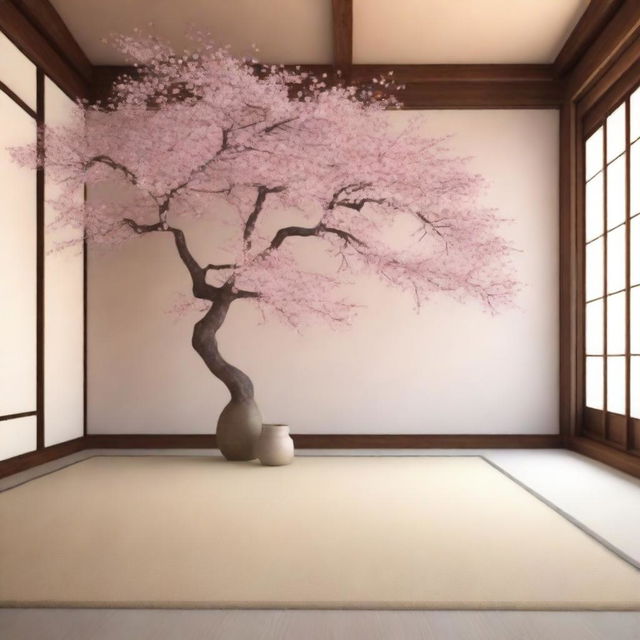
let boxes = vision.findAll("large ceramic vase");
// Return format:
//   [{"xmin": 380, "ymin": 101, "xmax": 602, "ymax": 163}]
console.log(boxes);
[
  {"xmin": 257, "ymin": 424, "xmax": 295, "ymax": 466},
  {"xmin": 216, "ymin": 398, "xmax": 263, "ymax": 461}
]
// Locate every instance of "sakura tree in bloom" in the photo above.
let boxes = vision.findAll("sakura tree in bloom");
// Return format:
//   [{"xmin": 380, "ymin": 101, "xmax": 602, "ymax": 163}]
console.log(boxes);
[{"xmin": 11, "ymin": 33, "xmax": 517, "ymax": 455}]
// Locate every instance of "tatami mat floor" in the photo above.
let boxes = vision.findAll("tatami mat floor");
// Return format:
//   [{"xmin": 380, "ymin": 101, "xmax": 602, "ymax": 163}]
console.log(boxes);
[{"xmin": 1, "ymin": 448, "xmax": 639, "ymax": 639}]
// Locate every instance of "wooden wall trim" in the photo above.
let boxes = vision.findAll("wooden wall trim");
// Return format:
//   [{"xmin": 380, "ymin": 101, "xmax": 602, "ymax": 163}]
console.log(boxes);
[
  {"xmin": 0, "ymin": 437, "xmax": 84, "ymax": 479},
  {"xmin": 579, "ymin": 37, "xmax": 640, "ymax": 134},
  {"xmin": 8, "ymin": 0, "xmax": 91, "ymax": 83},
  {"xmin": 85, "ymin": 433, "xmax": 561, "ymax": 450},
  {"xmin": 566, "ymin": 0, "xmax": 640, "ymax": 102},
  {"xmin": 35, "ymin": 68, "xmax": 44, "ymax": 450},
  {"xmin": 0, "ymin": 433, "xmax": 561, "ymax": 479},
  {"xmin": 86, "ymin": 435, "xmax": 217, "ymax": 449},
  {"xmin": 568, "ymin": 436, "xmax": 640, "ymax": 479},
  {"xmin": 0, "ymin": 0, "xmax": 89, "ymax": 99},
  {"xmin": 331, "ymin": 0, "xmax": 352, "ymax": 71},
  {"xmin": 92, "ymin": 63, "xmax": 562, "ymax": 109},
  {"xmin": 554, "ymin": 0, "xmax": 625, "ymax": 77},
  {"xmin": 559, "ymin": 100, "xmax": 580, "ymax": 444}
]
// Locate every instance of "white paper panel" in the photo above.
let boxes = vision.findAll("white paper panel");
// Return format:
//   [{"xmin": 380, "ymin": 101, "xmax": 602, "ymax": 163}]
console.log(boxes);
[
  {"xmin": 585, "ymin": 127, "xmax": 603, "ymax": 181},
  {"xmin": 44, "ymin": 77, "xmax": 84, "ymax": 447},
  {"xmin": 607, "ymin": 225, "xmax": 626, "ymax": 294},
  {"xmin": 0, "ymin": 91, "xmax": 37, "ymax": 416},
  {"xmin": 606, "ymin": 103, "xmax": 626, "ymax": 163},
  {"xmin": 631, "ymin": 357, "xmax": 640, "ymax": 419},
  {"xmin": 606, "ymin": 155, "xmax": 626, "ymax": 231},
  {"xmin": 631, "ymin": 216, "xmax": 640, "ymax": 287},
  {"xmin": 0, "ymin": 32, "xmax": 36, "ymax": 110},
  {"xmin": 586, "ymin": 357, "xmax": 604, "ymax": 410},
  {"xmin": 585, "ymin": 237, "xmax": 604, "ymax": 301},
  {"xmin": 585, "ymin": 172, "xmax": 604, "ymax": 242},
  {"xmin": 607, "ymin": 356, "xmax": 626, "ymax": 415},
  {"xmin": 0, "ymin": 415, "xmax": 37, "ymax": 461},
  {"xmin": 607, "ymin": 292, "xmax": 626, "ymax": 355},
  {"xmin": 585, "ymin": 299, "xmax": 604, "ymax": 355},
  {"xmin": 631, "ymin": 287, "xmax": 640, "ymax": 355},
  {"xmin": 631, "ymin": 87, "xmax": 640, "ymax": 143},
  {"xmin": 631, "ymin": 142, "xmax": 640, "ymax": 216}
]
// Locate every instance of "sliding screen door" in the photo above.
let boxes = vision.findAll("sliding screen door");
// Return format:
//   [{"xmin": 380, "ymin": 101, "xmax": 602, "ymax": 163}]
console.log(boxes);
[
  {"xmin": 44, "ymin": 77, "xmax": 84, "ymax": 447},
  {"xmin": 583, "ymin": 86, "xmax": 640, "ymax": 451},
  {"xmin": 0, "ymin": 33, "xmax": 38, "ymax": 459}
]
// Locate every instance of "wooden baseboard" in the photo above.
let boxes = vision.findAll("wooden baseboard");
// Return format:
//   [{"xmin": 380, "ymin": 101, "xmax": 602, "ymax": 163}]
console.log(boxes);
[
  {"xmin": 292, "ymin": 434, "xmax": 562, "ymax": 448},
  {"xmin": 0, "ymin": 437, "xmax": 85, "ymax": 479},
  {"xmin": 568, "ymin": 436, "xmax": 640, "ymax": 479},
  {"xmin": 0, "ymin": 433, "xmax": 563, "ymax": 480},
  {"xmin": 85, "ymin": 433, "xmax": 561, "ymax": 450},
  {"xmin": 85, "ymin": 434, "xmax": 216, "ymax": 449}
]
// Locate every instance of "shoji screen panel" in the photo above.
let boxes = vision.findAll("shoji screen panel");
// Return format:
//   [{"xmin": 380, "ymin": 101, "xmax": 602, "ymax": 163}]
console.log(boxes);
[
  {"xmin": 43, "ymin": 78, "xmax": 84, "ymax": 447},
  {"xmin": 0, "ymin": 31, "xmax": 36, "ymax": 111},
  {"xmin": 583, "ymin": 85, "xmax": 640, "ymax": 452},
  {"xmin": 0, "ymin": 38, "xmax": 37, "ymax": 460}
]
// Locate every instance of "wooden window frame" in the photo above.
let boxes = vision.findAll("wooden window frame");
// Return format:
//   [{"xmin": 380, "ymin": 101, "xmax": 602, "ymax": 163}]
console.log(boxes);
[{"xmin": 577, "ymin": 78, "xmax": 640, "ymax": 457}]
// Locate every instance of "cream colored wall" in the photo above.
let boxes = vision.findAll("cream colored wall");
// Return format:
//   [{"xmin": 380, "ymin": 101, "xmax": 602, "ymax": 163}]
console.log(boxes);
[{"xmin": 88, "ymin": 109, "xmax": 559, "ymax": 435}]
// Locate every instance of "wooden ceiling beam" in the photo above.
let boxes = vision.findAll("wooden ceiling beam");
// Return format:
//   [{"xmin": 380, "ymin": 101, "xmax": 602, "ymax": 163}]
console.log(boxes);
[
  {"xmin": 93, "ymin": 63, "xmax": 562, "ymax": 109},
  {"xmin": 0, "ymin": 0, "xmax": 89, "ymax": 98},
  {"xmin": 554, "ymin": 0, "xmax": 625, "ymax": 77},
  {"xmin": 9, "ymin": 0, "xmax": 92, "ymax": 83},
  {"xmin": 331, "ymin": 0, "xmax": 353, "ymax": 71},
  {"xmin": 566, "ymin": 0, "xmax": 640, "ymax": 102}
]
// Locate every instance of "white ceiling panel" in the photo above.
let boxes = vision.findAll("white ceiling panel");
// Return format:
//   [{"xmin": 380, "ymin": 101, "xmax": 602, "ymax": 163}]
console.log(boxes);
[
  {"xmin": 50, "ymin": 0, "xmax": 333, "ymax": 65},
  {"xmin": 353, "ymin": 0, "xmax": 589, "ymax": 64}
]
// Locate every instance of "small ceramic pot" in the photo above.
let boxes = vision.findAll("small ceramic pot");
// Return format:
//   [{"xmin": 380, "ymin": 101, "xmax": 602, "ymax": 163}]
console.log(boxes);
[{"xmin": 257, "ymin": 424, "xmax": 294, "ymax": 466}]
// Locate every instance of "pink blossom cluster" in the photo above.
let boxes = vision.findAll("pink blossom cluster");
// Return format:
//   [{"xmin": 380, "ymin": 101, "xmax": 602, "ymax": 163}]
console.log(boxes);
[{"xmin": 11, "ymin": 31, "xmax": 518, "ymax": 325}]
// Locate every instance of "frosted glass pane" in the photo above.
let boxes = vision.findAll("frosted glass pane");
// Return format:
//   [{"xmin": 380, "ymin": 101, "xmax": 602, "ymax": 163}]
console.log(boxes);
[
  {"xmin": 0, "ymin": 415, "xmax": 37, "ymax": 461},
  {"xmin": 586, "ymin": 127, "xmax": 603, "ymax": 181},
  {"xmin": 586, "ymin": 357, "xmax": 604, "ymax": 410},
  {"xmin": 586, "ymin": 237, "xmax": 604, "ymax": 301},
  {"xmin": 607, "ymin": 292, "xmax": 626, "ymax": 355},
  {"xmin": 0, "ymin": 92, "xmax": 37, "ymax": 416},
  {"xmin": 607, "ymin": 225, "xmax": 626, "ymax": 293},
  {"xmin": 632, "ymin": 142, "xmax": 640, "ymax": 216},
  {"xmin": 632, "ymin": 287, "xmax": 640, "ymax": 354},
  {"xmin": 607, "ymin": 103, "xmax": 626, "ymax": 163},
  {"xmin": 44, "ymin": 77, "xmax": 85, "ymax": 446},
  {"xmin": 585, "ymin": 172, "xmax": 604, "ymax": 241},
  {"xmin": 606, "ymin": 155, "xmax": 626, "ymax": 230},
  {"xmin": 632, "ymin": 87, "xmax": 640, "ymax": 143},
  {"xmin": 0, "ymin": 31, "xmax": 36, "ymax": 110},
  {"xmin": 586, "ymin": 299, "xmax": 604, "ymax": 355},
  {"xmin": 631, "ymin": 357, "xmax": 640, "ymax": 418},
  {"xmin": 607, "ymin": 356, "xmax": 626, "ymax": 414},
  {"xmin": 631, "ymin": 216, "xmax": 640, "ymax": 286}
]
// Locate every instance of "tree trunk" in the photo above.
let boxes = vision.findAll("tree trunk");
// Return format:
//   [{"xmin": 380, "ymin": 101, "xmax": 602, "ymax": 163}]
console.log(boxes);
[
  {"xmin": 192, "ymin": 296, "xmax": 262, "ymax": 460},
  {"xmin": 192, "ymin": 297, "xmax": 254, "ymax": 402}
]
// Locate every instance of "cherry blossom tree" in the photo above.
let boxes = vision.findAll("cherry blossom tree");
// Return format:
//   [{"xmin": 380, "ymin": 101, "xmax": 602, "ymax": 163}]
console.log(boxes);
[{"xmin": 12, "ymin": 34, "xmax": 517, "ymax": 460}]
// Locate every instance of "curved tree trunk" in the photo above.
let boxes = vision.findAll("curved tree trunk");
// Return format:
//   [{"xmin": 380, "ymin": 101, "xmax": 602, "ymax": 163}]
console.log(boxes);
[
  {"xmin": 192, "ymin": 295, "xmax": 262, "ymax": 460},
  {"xmin": 191, "ymin": 296, "xmax": 255, "ymax": 402}
]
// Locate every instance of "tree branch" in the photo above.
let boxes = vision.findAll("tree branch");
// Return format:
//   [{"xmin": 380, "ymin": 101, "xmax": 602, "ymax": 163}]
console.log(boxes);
[
  {"xmin": 269, "ymin": 222, "xmax": 365, "ymax": 250},
  {"xmin": 122, "ymin": 216, "xmax": 220, "ymax": 301},
  {"xmin": 243, "ymin": 185, "xmax": 285, "ymax": 249},
  {"xmin": 123, "ymin": 218, "xmax": 164, "ymax": 234},
  {"xmin": 327, "ymin": 182, "xmax": 371, "ymax": 209},
  {"xmin": 205, "ymin": 263, "xmax": 238, "ymax": 272},
  {"xmin": 85, "ymin": 155, "xmax": 138, "ymax": 186},
  {"xmin": 335, "ymin": 197, "xmax": 385, "ymax": 211}
]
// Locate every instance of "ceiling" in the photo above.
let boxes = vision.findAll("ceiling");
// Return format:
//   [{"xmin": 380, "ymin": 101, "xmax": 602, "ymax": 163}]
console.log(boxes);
[
  {"xmin": 353, "ymin": 0, "xmax": 589, "ymax": 64},
  {"xmin": 50, "ymin": 0, "xmax": 590, "ymax": 66}
]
